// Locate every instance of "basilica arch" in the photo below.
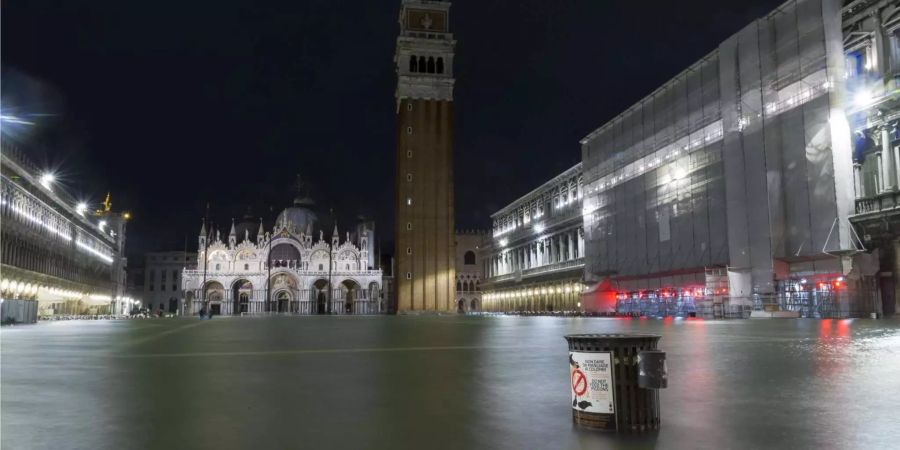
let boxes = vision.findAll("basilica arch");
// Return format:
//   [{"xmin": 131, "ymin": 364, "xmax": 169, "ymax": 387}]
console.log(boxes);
[{"xmin": 231, "ymin": 279, "xmax": 253, "ymax": 315}]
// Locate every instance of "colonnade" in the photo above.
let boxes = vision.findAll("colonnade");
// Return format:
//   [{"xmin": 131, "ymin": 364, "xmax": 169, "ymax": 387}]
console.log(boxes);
[
  {"xmin": 486, "ymin": 227, "xmax": 584, "ymax": 278},
  {"xmin": 854, "ymin": 123, "xmax": 900, "ymax": 199}
]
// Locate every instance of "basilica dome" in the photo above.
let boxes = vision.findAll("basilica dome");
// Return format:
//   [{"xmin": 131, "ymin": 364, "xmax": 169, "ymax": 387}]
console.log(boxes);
[{"xmin": 275, "ymin": 197, "xmax": 318, "ymax": 235}]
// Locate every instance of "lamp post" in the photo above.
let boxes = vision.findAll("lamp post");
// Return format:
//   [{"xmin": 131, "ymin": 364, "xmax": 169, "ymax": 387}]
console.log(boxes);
[
  {"xmin": 201, "ymin": 219, "xmax": 208, "ymax": 317},
  {"xmin": 266, "ymin": 231, "xmax": 272, "ymax": 314}
]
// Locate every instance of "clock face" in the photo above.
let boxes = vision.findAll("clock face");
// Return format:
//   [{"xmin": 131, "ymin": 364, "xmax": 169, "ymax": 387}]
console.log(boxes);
[{"xmin": 406, "ymin": 9, "xmax": 447, "ymax": 32}]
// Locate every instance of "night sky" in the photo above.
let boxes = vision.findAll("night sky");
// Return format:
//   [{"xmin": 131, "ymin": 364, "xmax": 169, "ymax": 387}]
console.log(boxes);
[{"xmin": 3, "ymin": 0, "xmax": 784, "ymax": 259}]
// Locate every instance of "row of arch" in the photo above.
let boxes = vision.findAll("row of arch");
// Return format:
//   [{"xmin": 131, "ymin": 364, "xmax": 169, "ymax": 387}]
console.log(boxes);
[
  {"xmin": 456, "ymin": 279, "xmax": 480, "ymax": 292},
  {"xmin": 409, "ymin": 55, "xmax": 445, "ymax": 74},
  {"xmin": 457, "ymin": 298, "xmax": 479, "ymax": 313},
  {"xmin": 194, "ymin": 276, "xmax": 380, "ymax": 315}
]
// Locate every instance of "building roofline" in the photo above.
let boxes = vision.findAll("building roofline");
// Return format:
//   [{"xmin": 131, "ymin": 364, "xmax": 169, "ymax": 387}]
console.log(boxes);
[{"xmin": 490, "ymin": 162, "xmax": 582, "ymax": 219}]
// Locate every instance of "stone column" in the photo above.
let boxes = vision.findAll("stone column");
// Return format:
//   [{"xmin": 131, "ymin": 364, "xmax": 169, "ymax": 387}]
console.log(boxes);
[
  {"xmin": 881, "ymin": 130, "xmax": 894, "ymax": 191},
  {"xmin": 853, "ymin": 163, "xmax": 863, "ymax": 199},
  {"xmin": 889, "ymin": 127, "xmax": 900, "ymax": 192}
]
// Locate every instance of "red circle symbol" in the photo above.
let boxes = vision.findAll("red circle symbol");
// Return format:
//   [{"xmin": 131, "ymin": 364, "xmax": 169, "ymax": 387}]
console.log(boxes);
[{"xmin": 571, "ymin": 369, "xmax": 587, "ymax": 396}]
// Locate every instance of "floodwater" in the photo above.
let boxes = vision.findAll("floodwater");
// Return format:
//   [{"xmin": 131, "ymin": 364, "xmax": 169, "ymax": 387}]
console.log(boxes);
[{"xmin": 2, "ymin": 315, "xmax": 899, "ymax": 450}]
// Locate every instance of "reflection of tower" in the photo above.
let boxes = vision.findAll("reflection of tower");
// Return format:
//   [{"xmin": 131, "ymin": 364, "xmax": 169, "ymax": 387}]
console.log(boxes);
[{"xmin": 394, "ymin": 0, "xmax": 455, "ymax": 312}]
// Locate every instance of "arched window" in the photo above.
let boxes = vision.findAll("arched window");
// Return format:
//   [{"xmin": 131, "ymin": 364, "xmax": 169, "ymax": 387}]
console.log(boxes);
[
  {"xmin": 475, "ymin": 281, "xmax": 480, "ymax": 291},
  {"xmin": 345, "ymin": 264, "xmax": 350, "ymax": 270},
  {"xmin": 318, "ymin": 264, "xmax": 324, "ymax": 271},
  {"xmin": 464, "ymin": 251, "xmax": 476, "ymax": 265},
  {"xmin": 409, "ymin": 55, "xmax": 417, "ymax": 72},
  {"xmin": 418, "ymin": 56, "xmax": 426, "ymax": 72},
  {"xmin": 244, "ymin": 264, "xmax": 249, "ymax": 270},
  {"xmin": 456, "ymin": 280, "xmax": 462, "ymax": 291},
  {"xmin": 215, "ymin": 264, "xmax": 220, "ymax": 271},
  {"xmin": 437, "ymin": 57, "xmax": 444, "ymax": 74},
  {"xmin": 427, "ymin": 57, "xmax": 435, "ymax": 73}
]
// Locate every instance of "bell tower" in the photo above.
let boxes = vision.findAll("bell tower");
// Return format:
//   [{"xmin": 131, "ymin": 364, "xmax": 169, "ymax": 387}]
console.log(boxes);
[{"xmin": 394, "ymin": 0, "xmax": 455, "ymax": 312}]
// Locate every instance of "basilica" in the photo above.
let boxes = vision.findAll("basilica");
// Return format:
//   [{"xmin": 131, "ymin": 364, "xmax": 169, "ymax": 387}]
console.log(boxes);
[{"xmin": 181, "ymin": 194, "xmax": 383, "ymax": 316}]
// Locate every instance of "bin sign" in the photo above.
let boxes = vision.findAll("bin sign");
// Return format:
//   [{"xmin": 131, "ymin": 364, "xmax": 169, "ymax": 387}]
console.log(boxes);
[{"xmin": 570, "ymin": 351, "xmax": 614, "ymax": 414}]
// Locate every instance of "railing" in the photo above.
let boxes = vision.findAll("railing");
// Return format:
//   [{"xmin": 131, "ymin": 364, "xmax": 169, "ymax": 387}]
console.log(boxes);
[
  {"xmin": 493, "ymin": 202, "xmax": 582, "ymax": 243},
  {"xmin": 488, "ymin": 258, "xmax": 584, "ymax": 283},
  {"xmin": 182, "ymin": 269, "xmax": 382, "ymax": 278},
  {"xmin": 854, "ymin": 191, "xmax": 900, "ymax": 215}
]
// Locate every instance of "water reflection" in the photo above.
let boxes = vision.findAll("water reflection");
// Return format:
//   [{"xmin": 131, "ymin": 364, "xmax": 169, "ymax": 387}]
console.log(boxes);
[{"xmin": 2, "ymin": 316, "xmax": 899, "ymax": 450}]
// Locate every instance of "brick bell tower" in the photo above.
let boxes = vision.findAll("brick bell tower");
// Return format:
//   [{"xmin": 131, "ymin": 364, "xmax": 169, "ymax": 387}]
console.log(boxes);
[{"xmin": 394, "ymin": 0, "xmax": 456, "ymax": 312}]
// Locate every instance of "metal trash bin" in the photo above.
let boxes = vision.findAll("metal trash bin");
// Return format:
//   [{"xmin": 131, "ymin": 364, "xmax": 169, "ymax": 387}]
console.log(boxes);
[{"xmin": 564, "ymin": 333, "xmax": 666, "ymax": 432}]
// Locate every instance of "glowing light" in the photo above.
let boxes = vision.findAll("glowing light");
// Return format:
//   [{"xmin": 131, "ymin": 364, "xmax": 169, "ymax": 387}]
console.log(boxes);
[
  {"xmin": 76, "ymin": 240, "xmax": 113, "ymax": 264},
  {"xmin": 123, "ymin": 212, "xmax": 131, "ymax": 220},
  {"xmin": 39, "ymin": 173, "xmax": 56, "ymax": 190},
  {"xmin": 854, "ymin": 89, "xmax": 872, "ymax": 107},
  {"xmin": 533, "ymin": 224, "xmax": 544, "ymax": 234},
  {"xmin": 76, "ymin": 203, "xmax": 88, "ymax": 215},
  {"xmin": 0, "ymin": 114, "xmax": 35, "ymax": 125},
  {"xmin": 498, "ymin": 238, "xmax": 508, "ymax": 247},
  {"xmin": 99, "ymin": 220, "xmax": 107, "ymax": 231}
]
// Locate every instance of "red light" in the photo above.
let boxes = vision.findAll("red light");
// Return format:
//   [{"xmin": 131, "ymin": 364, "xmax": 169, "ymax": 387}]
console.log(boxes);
[{"xmin": 832, "ymin": 280, "xmax": 844, "ymax": 289}]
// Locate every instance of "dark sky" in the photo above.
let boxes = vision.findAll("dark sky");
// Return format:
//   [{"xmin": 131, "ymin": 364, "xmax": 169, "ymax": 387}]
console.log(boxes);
[{"xmin": 3, "ymin": 0, "xmax": 783, "ymax": 258}]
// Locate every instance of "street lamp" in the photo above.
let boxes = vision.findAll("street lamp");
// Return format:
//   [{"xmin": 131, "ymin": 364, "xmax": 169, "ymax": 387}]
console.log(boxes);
[{"xmin": 40, "ymin": 172, "xmax": 55, "ymax": 190}]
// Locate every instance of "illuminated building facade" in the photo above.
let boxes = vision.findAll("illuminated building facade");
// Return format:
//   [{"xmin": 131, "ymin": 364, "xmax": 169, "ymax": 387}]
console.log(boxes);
[
  {"xmin": 454, "ymin": 230, "xmax": 487, "ymax": 312},
  {"xmin": 394, "ymin": 0, "xmax": 457, "ymax": 312},
  {"xmin": 580, "ymin": 0, "xmax": 899, "ymax": 318},
  {"xmin": 481, "ymin": 164, "xmax": 586, "ymax": 312},
  {"xmin": 0, "ymin": 142, "xmax": 132, "ymax": 320},
  {"xmin": 844, "ymin": 0, "xmax": 900, "ymax": 317},
  {"xmin": 181, "ymin": 195, "xmax": 383, "ymax": 316}
]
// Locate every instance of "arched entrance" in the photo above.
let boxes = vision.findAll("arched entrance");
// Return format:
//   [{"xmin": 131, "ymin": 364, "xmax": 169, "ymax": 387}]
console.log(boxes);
[
  {"xmin": 341, "ymin": 279, "xmax": 361, "ymax": 314},
  {"xmin": 457, "ymin": 299, "xmax": 466, "ymax": 313},
  {"xmin": 269, "ymin": 272, "xmax": 299, "ymax": 313},
  {"xmin": 203, "ymin": 281, "xmax": 225, "ymax": 316},
  {"xmin": 231, "ymin": 279, "xmax": 252, "ymax": 315},
  {"xmin": 470, "ymin": 298, "xmax": 478, "ymax": 312},
  {"xmin": 275, "ymin": 290, "xmax": 291, "ymax": 313},
  {"xmin": 313, "ymin": 279, "xmax": 329, "ymax": 314}
]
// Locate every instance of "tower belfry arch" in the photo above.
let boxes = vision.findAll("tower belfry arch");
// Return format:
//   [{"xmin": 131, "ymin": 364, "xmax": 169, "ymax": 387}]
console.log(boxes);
[{"xmin": 394, "ymin": 0, "xmax": 456, "ymax": 312}]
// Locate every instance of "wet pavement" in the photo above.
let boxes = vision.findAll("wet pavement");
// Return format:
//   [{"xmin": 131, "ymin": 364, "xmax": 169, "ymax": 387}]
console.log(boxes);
[{"xmin": 2, "ymin": 315, "xmax": 899, "ymax": 450}]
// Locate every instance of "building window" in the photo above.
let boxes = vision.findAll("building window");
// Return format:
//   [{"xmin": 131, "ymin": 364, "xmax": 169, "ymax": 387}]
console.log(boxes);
[
  {"xmin": 407, "ymin": 103, "xmax": 413, "ymax": 111},
  {"xmin": 172, "ymin": 284, "xmax": 177, "ymax": 291},
  {"xmin": 345, "ymin": 264, "xmax": 350, "ymax": 270},
  {"xmin": 409, "ymin": 55, "xmax": 417, "ymax": 73},
  {"xmin": 406, "ymin": 197, "xmax": 413, "ymax": 206},
  {"xmin": 407, "ymin": 173, "xmax": 413, "ymax": 182},
  {"xmin": 406, "ymin": 126, "xmax": 412, "ymax": 135},
  {"xmin": 149, "ymin": 285, "xmax": 154, "ymax": 292},
  {"xmin": 319, "ymin": 264, "xmax": 324, "ymax": 271},
  {"xmin": 407, "ymin": 150, "xmax": 413, "ymax": 158},
  {"xmin": 406, "ymin": 247, "xmax": 412, "ymax": 255},
  {"xmin": 171, "ymin": 270, "xmax": 178, "ymax": 281},
  {"xmin": 464, "ymin": 251, "xmax": 476, "ymax": 265},
  {"xmin": 406, "ymin": 272, "xmax": 412, "ymax": 280},
  {"xmin": 244, "ymin": 264, "xmax": 249, "ymax": 270},
  {"xmin": 215, "ymin": 264, "xmax": 221, "ymax": 270},
  {"xmin": 406, "ymin": 222, "xmax": 412, "ymax": 230}
]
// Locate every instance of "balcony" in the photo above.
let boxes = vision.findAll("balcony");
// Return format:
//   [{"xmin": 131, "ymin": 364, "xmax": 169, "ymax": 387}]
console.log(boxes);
[
  {"xmin": 488, "ymin": 258, "xmax": 584, "ymax": 284},
  {"xmin": 854, "ymin": 191, "xmax": 900, "ymax": 216}
]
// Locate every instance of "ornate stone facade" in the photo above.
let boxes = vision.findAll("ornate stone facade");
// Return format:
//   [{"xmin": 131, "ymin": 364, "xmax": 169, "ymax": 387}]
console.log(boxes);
[{"xmin": 182, "ymin": 201, "xmax": 383, "ymax": 316}]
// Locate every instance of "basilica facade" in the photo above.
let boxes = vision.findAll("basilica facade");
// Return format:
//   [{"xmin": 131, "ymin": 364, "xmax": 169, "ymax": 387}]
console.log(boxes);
[{"xmin": 182, "ymin": 197, "xmax": 383, "ymax": 316}]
